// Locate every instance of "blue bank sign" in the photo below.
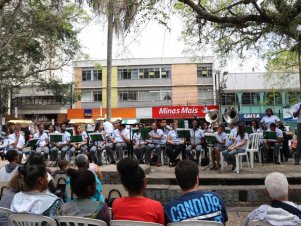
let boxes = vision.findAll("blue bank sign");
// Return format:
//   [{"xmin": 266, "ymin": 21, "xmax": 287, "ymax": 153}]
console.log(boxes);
[{"xmin": 239, "ymin": 113, "xmax": 265, "ymax": 120}]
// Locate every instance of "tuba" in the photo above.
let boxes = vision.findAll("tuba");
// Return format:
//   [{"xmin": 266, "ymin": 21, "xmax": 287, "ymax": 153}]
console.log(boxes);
[
  {"xmin": 205, "ymin": 109, "xmax": 220, "ymax": 128},
  {"xmin": 223, "ymin": 107, "xmax": 239, "ymax": 124}
]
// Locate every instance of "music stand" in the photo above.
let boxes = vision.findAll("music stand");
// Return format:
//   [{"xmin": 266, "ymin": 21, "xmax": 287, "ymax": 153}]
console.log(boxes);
[{"xmin": 25, "ymin": 139, "xmax": 39, "ymax": 148}]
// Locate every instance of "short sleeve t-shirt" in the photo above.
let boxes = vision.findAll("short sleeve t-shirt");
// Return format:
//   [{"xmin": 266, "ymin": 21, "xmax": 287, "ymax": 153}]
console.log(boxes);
[
  {"xmin": 214, "ymin": 132, "xmax": 227, "ymax": 143},
  {"xmin": 112, "ymin": 197, "xmax": 165, "ymax": 225},
  {"xmin": 293, "ymin": 103, "xmax": 301, "ymax": 123},
  {"xmin": 164, "ymin": 190, "xmax": 228, "ymax": 224},
  {"xmin": 235, "ymin": 133, "xmax": 249, "ymax": 150},
  {"xmin": 33, "ymin": 132, "xmax": 49, "ymax": 147},
  {"xmin": 260, "ymin": 115, "xmax": 280, "ymax": 129}
]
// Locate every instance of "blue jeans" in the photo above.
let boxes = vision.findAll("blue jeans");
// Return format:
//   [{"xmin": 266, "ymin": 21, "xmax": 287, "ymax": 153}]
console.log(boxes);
[{"xmin": 222, "ymin": 148, "xmax": 245, "ymax": 166}]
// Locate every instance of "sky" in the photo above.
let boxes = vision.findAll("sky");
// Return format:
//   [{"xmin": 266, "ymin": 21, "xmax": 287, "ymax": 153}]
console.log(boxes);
[{"xmin": 62, "ymin": 11, "xmax": 266, "ymax": 82}]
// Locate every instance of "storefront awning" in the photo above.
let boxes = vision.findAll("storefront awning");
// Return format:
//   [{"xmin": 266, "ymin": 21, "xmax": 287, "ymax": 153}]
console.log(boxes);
[
  {"xmin": 122, "ymin": 119, "xmax": 140, "ymax": 125},
  {"xmin": 8, "ymin": 120, "xmax": 33, "ymax": 125},
  {"xmin": 69, "ymin": 119, "xmax": 95, "ymax": 124}
]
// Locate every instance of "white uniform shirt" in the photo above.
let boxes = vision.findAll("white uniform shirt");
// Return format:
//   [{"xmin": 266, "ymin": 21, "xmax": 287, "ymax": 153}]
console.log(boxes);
[
  {"xmin": 80, "ymin": 131, "xmax": 88, "ymax": 142},
  {"xmin": 267, "ymin": 128, "xmax": 283, "ymax": 139},
  {"xmin": 112, "ymin": 129, "xmax": 127, "ymax": 143},
  {"xmin": 33, "ymin": 132, "xmax": 49, "ymax": 147},
  {"xmin": 235, "ymin": 133, "xmax": 249, "ymax": 150},
  {"xmin": 149, "ymin": 129, "xmax": 165, "ymax": 145},
  {"xmin": 103, "ymin": 121, "xmax": 114, "ymax": 134},
  {"xmin": 214, "ymin": 132, "xmax": 227, "ymax": 143},
  {"xmin": 190, "ymin": 128, "xmax": 204, "ymax": 145},
  {"xmin": 260, "ymin": 115, "xmax": 280, "ymax": 129},
  {"xmin": 60, "ymin": 131, "xmax": 71, "ymax": 145},
  {"xmin": 293, "ymin": 103, "xmax": 301, "ymax": 123},
  {"xmin": 168, "ymin": 130, "xmax": 182, "ymax": 144},
  {"xmin": 8, "ymin": 133, "xmax": 25, "ymax": 149}
]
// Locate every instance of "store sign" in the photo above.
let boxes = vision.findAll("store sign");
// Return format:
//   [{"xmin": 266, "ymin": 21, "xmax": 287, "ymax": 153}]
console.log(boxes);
[
  {"xmin": 239, "ymin": 113, "xmax": 265, "ymax": 120},
  {"xmin": 84, "ymin": 109, "xmax": 92, "ymax": 118},
  {"xmin": 152, "ymin": 105, "xmax": 219, "ymax": 119}
]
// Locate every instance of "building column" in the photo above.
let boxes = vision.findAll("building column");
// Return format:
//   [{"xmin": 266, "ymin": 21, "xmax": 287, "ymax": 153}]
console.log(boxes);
[
  {"xmin": 281, "ymin": 92, "xmax": 286, "ymax": 106},
  {"xmin": 236, "ymin": 92, "xmax": 242, "ymax": 112},
  {"xmin": 260, "ymin": 92, "xmax": 264, "ymax": 113}
]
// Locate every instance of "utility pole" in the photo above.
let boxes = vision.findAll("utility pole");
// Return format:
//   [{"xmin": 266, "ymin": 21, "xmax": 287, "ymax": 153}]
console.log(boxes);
[{"xmin": 106, "ymin": 0, "xmax": 114, "ymax": 121}]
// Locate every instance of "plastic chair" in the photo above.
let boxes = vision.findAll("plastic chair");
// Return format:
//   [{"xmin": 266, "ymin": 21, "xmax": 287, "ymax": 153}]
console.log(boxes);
[
  {"xmin": 167, "ymin": 220, "xmax": 223, "ymax": 226},
  {"xmin": 0, "ymin": 181, "xmax": 9, "ymax": 200},
  {"xmin": 234, "ymin": 150, "xmax": 250, "ymax": 173},
  {"xmin": 56, "ymin": 216, "xmax": 107, "ymax": 226},
  {"xmin": 0, "ymin": 207, "xmax": 13, "ymax": 225},
  {"xmin": 9, "ymin": 213, "xmax": 57, "ymax": 226},
  {"xmin": 111, "ymin": 220, "xmax": 164, "ymax": 226},
  {"xmin": 246, "ymin": 133, "xmax": 262, "ymax": 168}
]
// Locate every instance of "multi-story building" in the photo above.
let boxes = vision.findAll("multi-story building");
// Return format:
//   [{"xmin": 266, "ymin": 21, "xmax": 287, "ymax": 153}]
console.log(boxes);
[
  {"xmin": 220, "ymin": 72, "xmax": 300, "ymax": 127},
  {"xmin": 69, "ymin": 57, "xmax": 217, "ymax": 121}
]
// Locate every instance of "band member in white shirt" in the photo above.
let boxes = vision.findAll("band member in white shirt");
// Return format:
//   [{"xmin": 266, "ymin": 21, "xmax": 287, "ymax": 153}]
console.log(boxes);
[
  {"xmin": 69, "ymin": 125, "xmax": 88, "ymax": 159},
  {"xmin": 8, "ymin": 127, "xmax": 30, "ymax": 160},
  {"xmin": 210, "ymin": 124, "xmax": 227, "ymax": 170},
  {"xmin": 166, "ymin": 120, "xmax": 186, "ymax": 167},
  {"xmin": 33, "ymin": 124, "xmax": 49, "ymax": 159},
  {"xmin": 185, "ymin": 119, "xmax": 205, "ymax": 163},
  {"xmin": 133, "ymin": 124, "xmax": 149, "ymax": 164},
  {"xmin": 263, "ymin": 123, "xmax": 283, "ymax": 165},
  {"xmin": 103, "ymin": 119, "xmax": 114, "ymax": 135},
  {"xmin": 105, "ymin": 120, "xmax": 130, "ymax": 164},
  {"xmin": 89, "ymin": 122, "xmax": 106, "ymax": 166},
  {"xmin": 260, "ymin": 108, "xmax": 281, "ymax": 130},
  {"xmin": 49, "ymin": 123, "xmax": 71, "ymax": 161},
  {"xmin": 147, "ymin": 122, "xmax": 166, "ymax": 166}
]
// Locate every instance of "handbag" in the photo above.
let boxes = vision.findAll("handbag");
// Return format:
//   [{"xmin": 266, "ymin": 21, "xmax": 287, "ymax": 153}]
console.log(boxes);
[
  {"xmin": 105, "ymin": 189, "xmax": 122, "ymax": 207},
  {"xmin": 201, "ymin": 156, "xmax": 210, "ymax": 166}
]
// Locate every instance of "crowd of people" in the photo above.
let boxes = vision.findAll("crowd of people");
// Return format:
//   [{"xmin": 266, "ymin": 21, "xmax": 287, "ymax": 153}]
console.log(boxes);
[{"xmin": 0, "ymin": 152, "xmax": 300, "ymax": 225}]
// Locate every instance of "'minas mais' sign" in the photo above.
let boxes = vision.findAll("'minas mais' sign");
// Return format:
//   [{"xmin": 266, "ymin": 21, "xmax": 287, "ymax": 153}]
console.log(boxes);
[{"xmin": 152, "ymin": 105, "xmax": 219, "ymax": 119}]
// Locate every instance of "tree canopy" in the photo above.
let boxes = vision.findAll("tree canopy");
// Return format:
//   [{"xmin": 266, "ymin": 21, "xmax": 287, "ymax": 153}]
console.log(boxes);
[{"xmin": 0, "ymin": 0, "xmax": 87, "ymax": 113}]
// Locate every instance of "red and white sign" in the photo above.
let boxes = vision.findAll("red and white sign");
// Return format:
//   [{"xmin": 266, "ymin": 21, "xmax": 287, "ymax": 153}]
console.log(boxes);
[{"xmin": 152, "ymin": 105, "xmax": 219, "ymax": 119}]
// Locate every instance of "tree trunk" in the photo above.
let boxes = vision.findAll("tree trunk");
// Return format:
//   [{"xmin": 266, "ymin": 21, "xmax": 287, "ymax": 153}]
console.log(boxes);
[
  {"xmin": 299, "ymin": 49, "xmax": 301, "ymax": 92},
  {"xmin": 106, "ymin": 0, "xmax": 114, "ymax": 121}
]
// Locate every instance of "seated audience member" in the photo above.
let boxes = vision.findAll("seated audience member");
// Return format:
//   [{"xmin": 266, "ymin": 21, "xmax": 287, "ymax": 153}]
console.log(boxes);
[
  {"xmin": 25, "ymin": 153, "xmax": 56, "ymax": 193},
  {"xmin": 164, "ymin": 160, "xmax": 228, "ymax": 225},
  {"xmin": 222, "ymin": 124, "xmax": 248, "ymax": 172},
  {"xmin": 0, "ymin": 168, "xmax": 25, "ymax": 226},
  {"xmin": 59, "ymin": 169, "xmax": 109, "ymax": 224},
  {"xmin": 0, "ymin": 150, "xmax": 19, "ymax": 181},
  {"xmin": 84, "ymin": 151, "xmax": 103, "ymax": 181},
  {"xmin": 113, "ymin": 158, "xmax": 164, "ymax": 224},
  {"xmin": 10, "ymin": 165, "xmax": 63, "ymax": 218},
  {"xmin": 210, "ymin": 124, "xmax": 227, "ymax": 170},
  {"xmin": 244, "ymin": 172, "xmax": 301, "ymax": 226},
  {"xmin": 66, "ymin": 154, "xmax": 104, "ymax": 202}
]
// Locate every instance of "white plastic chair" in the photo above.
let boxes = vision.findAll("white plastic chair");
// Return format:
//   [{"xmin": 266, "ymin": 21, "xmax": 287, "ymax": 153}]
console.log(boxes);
[
  {"xmin": 234, "ymin": 150, "xmax": 250, "ymax": 173},
  {"xmin": 111, "ymin": 220, "xmax": 164, "ymax": 226},
  {"xmin": 9, "ymin": 213, "xmax": 57, "ymax": 226},
  {"xmin": 0, "ymin": 207, "xmax": 13, "ymax": 225},
  {"xmin": 167, "ymin": 220, "xmax": 223, "ymax": 226},
  {"xmin": 246, "ymin": 133, "xmax": 262, "ymax": 168},
  {"xmin": 56, "ymin": 216, "xmax": 107, "ymax": 226}
]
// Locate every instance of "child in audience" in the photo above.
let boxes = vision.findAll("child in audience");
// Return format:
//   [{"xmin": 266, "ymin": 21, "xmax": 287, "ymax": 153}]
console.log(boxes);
[
  {"xmin": 112, "ymin": 157, "xmax": 164, "ymax": 224},
  {"xmin": 59, "ymin": 169, "xmax": 109, "ymax": 224},
  {"xmin": 10, "ymin": 165, "xmax": 63, "ymax": 218}
]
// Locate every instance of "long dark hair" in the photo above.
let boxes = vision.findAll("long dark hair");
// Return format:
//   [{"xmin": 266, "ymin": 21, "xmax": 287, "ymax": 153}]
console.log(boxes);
[
  {"xmin": 266, "ymin": 108, "xmax": 274, "ymax": 115},
  {"xmin": 251, "ymin": 120, "xmax": 259, "ymax": 130},
  {"xmin": 237, "ymin": 124, "xmax": 246, "ymax": 138}
]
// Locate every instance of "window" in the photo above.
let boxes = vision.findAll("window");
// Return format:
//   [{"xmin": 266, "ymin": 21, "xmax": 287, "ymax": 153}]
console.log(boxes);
[
  {"xmin": 197, "ymin": 65, "xmax": 213, "ymax": 78},
  {"xmin": 93, "ymin": 70, "xmax": 102, "ymax": 81},
  {"xmin": 81, "ymin": 91, "xmax": 91, "ymax": 102},
  {"xmin": 264, "ymin": 92, "xmax": 282, "ymax": 105},
  {"xmin": 93, "ymin": 91, "xmax": 102, "ymax": 102},
  {"xmin": 118, "ymin": 66, "xmax": 171, "ymax": 79},
  {"xmin": 221, "ymin": 93, "xmax": 237, "ymax": 105},
  {"xmin": 119, "ymin": 89, "xmax": 171, "ymax": 102},
  {"xmin": 198, "ymin": 86, "xmax": 214, "ymax": 104},
  {"xmin": 82, "ymin": 70, "xmax": 91, "ymax": 81},
  {"xmin": 288, "ymin": 92, "xmax": 298, "ymax": 106}
]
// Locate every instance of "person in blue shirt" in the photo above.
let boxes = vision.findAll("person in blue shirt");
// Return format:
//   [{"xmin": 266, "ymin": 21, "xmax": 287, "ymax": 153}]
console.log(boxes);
[{"xmin": 164, "ymin": 160, "xmax": 228, "ymax": 225}]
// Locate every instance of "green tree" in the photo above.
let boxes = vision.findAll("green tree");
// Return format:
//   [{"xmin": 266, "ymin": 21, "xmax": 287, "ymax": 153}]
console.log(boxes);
[
  {"xmin": 0, "ymin": 0, "xmax": 87, "ymax": 128},
  {"xmin": 174, "ymin": 0, "xmax": 301, "ymax": 89}
]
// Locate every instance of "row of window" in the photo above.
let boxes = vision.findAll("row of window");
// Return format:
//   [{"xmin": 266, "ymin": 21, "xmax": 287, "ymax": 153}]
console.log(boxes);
[
  {"xmin": 81, "ymin": 64, "xmax": 213, "ymax": 81},
  {"xmin": 81, "ymin": 90, "xmax": 102, "ymax": 102},
  {"xmin": 118, "ymin": 90, "xmax": 172, "ymax": 102},
  {"xmin": 13, "ymin": 96, "xmax": 63, "ymax": 106},
  {"xmin": 117, "ymin": 67, "xmax": 171, "ymax": 80},
  {"xmin": 221, "ymin": 92, "xmax": 300, "ymax": 105}
]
